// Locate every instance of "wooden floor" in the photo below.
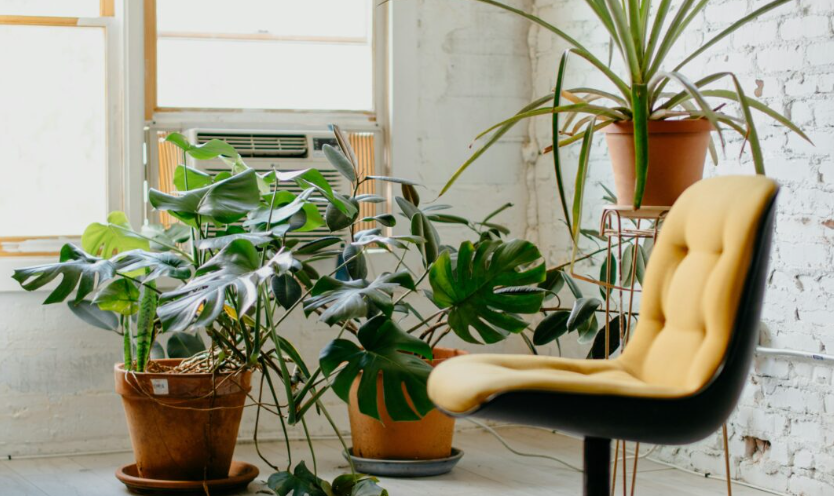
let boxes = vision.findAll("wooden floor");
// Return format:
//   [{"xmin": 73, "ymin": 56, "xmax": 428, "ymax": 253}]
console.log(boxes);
[{"xmin": 0, "ymin": 427, "xmax": 771, "ymax": 496}]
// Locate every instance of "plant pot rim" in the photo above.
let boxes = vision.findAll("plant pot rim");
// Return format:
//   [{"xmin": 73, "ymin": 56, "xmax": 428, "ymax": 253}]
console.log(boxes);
[{"xmin": 604, "ymin": 118, "xmax": 713, "ymax": 134}]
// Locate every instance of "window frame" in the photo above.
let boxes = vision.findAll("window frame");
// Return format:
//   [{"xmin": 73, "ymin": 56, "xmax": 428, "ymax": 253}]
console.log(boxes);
[
  {"xmin": 143, "ymin": 0, "xmax": 387, "ymax": 123},
  {"xmin": 0, "ymin": 0, "xmax": 131, "ymax": 271}
]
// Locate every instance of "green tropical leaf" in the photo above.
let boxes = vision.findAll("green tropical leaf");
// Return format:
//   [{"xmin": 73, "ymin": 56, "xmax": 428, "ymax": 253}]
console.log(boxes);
[
  {"xmin": 149, "ymin": 169, "xmax": 261, "ymax": 226},
  {"xmin": 567, "ymin": 297, "xmax": 601, "ymax": 332},
  {"xmin": 323, "ymin": 144, "xmax": 356, "ymax": 183},
  {"xmin": 532, "ymin": 310, "xmax": 570, "ymax": 346},
  {"xmin": 67, "ymin": 300, "xmax": 119, "ymax": 331},
  {"xmin": 267, "ymin": 461, "xmax": 328, "ymax": 496},
  {"xmin": 331, "ymin": 474, "xmax": 388, "ymax": 496},
  {"xmin": 587, "ymin": 316, "xmax": 622, "ymax": 359},
  {"xmin": 113, "ymin": 250, "xmax": 192, "ymax": 281},
  {"xmin": 303, "ymin": 271, "xmax": 415, "ymax": 326},
  {"xmin": 93, "ymin": 279, "xmax": 140, "ymax": 316},
  {"xmin": 173, "ymin": 166, "xmax": 213, "ymax": 191},
  {"xmin": 430, "ymin": 239, "xmax": 546, "ymax": 344},
  {"xmin": 82, "ymin": 211, "xmax": 150, "ymax": 259},
  {"xmin": 166, "ymin": 331, "xmax": 206, "ymax": 359},
  {"xmin": 271, "ymin": 274, "xmax": 302, "ymax": 310},
  {"xmin": 319, "ymin": 316, "xmax": 433, "ymax": 421},
  {"xmin": 156, "ymin": 239, "xmax": 279, "ymax": 331},
  {"xmin": 13, "ymin": 244, "xmax": 115, "ymax": 304},
  {"xmin": 365, "ymin": 175, "xmax": 420, "ymax": 186}
]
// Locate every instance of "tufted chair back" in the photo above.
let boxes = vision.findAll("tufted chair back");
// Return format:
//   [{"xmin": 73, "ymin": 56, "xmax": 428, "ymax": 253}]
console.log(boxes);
[{"xmin": 618, "ymin": 175, "xmax": 778, "ymax": 394}]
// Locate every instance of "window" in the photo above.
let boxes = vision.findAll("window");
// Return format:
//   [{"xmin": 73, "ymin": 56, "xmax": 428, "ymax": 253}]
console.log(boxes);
[
  {"xmin": 149, "ymin": 0, "xmax": 375, "ymax": 113},
  {"xmin": 0, "ymin": 1, "xmax": 115, "ymax": 256}
]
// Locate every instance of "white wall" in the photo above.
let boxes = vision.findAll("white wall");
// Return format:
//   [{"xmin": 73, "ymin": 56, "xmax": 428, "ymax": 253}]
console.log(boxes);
[
  {"xmin": 0, "ymin": 0, "xmax": 534, "ymax": 458},
  {"xmin": 528, "ymin": 1, "xmax": 834, "ymax": 495}
]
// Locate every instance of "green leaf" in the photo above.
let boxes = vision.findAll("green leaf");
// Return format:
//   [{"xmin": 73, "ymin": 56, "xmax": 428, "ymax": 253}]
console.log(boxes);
[
  {"xmin": 13, "ymin": 244, "xmax": 115, "ymax": 304},
  {"xmin": 331, "ymin": 474, "xmax": 388, "ymax": 496},
  {"xmin": 577, "ymin": 313, "xmax": 600, "ymax": 344},
  {"xmin": 323, "ymin": 144, "xmax": 357, "ymax": 183},
  {"xmin": 271, "ymin": 274, "xmax": 302, "ymax": 310},
  {"xmin": 539, "ymin": 268, "xmax": 566, "ymax": 300},
  {"xmin": 362, "ymin": 214, "xmax": 396, "ymax": 227},
  {"xmin": 587, "ymin": 316, "xmax": 622, "ymax": 359},
  {"xmin": 292, "ymin": 169, "xmax": 357, "ymax": 218},
  {"xmin": 342, "ymin": 244, "xmax": 368, "ymax": 280},
  {"xmin": 187, "ymin": 139, "xmax": 239, "ymax": 160},
  {"xmin": 113, "ymin": 250, "xmax": 192, "ymax": 281},
  {"xmin": 67, "ymin": 300, "xmax": 119, "ymax": 331},
  {"xmin": 295, "ymin": 236, "xmax": 343, "ymax": 255},
  {"xmin": 567, "ymin": 297, "xmax": 601, "ymax": 331},
  {"xmin": 599, "ymin": 253, "xmax": 616, "ymax": 299},
  {"xmin": 352, "ymin": 229, "xmax": 424, "ymax": 250},
  {"xmin": 304, "ymin": 272, "xmax": 415, "ymax": 326},
  {"xmin": 173, "ymin": 166, "xmax": 213, "ymax": 191},
  {"xmin": 149, "ymin": 169, "xmax": 261, "ymax": 226},
  {"xmin": 430, "ymin": 239, "xmax": 546, "ymax": 344},
  {"xmin": 134, "ymin": 284, "xmax": 158, "ymax": 372},
  {"xmin": 319, "ymin": 316, "xmax": 433, "ymax": 421},
  {"xmin": 93, "ymin": 279, "xmax": 140, "ymax": 316},
  {"xmin": 365, "ymin": 175, "xmax": 420, "ymax": 186},
  {"xmin": 571, "ymin": 118, "xmax": 596, "ymax": 241},
  {"xmin": 195, "ymin": 232, "xmax": 274, "ymax": 251},
  {"xmin": 156, "ymin": 239, "xmax": 280, "ymax": 331},
  {"xmin": 165, "ymin": 132, "xmax": 190, "ymax": 151},
  {"xmin": 82, "ymin": 211, "xmax": 150, "ymax": 259},
  {"xmin": 402, "ymin": 183, "xmax": 420, "ymax": 207},
  {"xmin": 166, "ymin": 331, "xmax": 206, "ymax": 359},
  {"xmin": 267, "ymin": 462, "xmax": 328, "ymax": 496},
  {"xmin": 325, "ymin": 195, "xmax": 360, "ymax": 232},
  {"xmin": 621, "ymin": 243, "xmax": 648, "ymax": 287},
  {"xmin": 563, "ymin": 273, "xmax": 583, "ymax": 299},
  {"xmin": 411, "ymin": 213, "xmax": 440, "ymax": 267},
  {"xmin": 532, "ymin": 311, "xmax": 570, "ymax": 345}
]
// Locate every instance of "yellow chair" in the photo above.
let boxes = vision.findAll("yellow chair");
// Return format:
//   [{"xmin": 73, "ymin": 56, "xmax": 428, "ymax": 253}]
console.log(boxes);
[{"xmin": 428, "ymin": 176, "xmax": 779, "ymax": 496}]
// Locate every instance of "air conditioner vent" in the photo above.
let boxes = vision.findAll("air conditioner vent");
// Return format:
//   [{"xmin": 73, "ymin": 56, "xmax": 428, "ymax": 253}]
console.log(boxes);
[{"xmin": 196, "ymin": 132, "xmax": 308, "ymax": 158}]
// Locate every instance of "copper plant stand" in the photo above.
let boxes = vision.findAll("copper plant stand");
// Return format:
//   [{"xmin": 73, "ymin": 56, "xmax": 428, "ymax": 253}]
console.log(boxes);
[{"xmin": 569, "ymin": 205, "xmax": 732, "ymax": 496}]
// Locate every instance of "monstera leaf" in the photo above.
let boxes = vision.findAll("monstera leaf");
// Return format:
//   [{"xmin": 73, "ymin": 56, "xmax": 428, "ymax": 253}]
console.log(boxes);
[
  {"xmin": 429, "ymin": 239, "xmax": 546, "ymax": 344},
  {"xmin": 82, "ymin": 211, "xmax": 150, "ymax": 259},
  {"xmin": 319, "ymin": 316, "xmax": 433, "ymax": 421},
  {"xmin": 245, "ymin": 190, "xmax": 324, "ymax": 233},
  {"xmin": 268, "ymin": 462, "xmax": 328, "ymax": 496},
  {"xmin": 165, "ymin": 132, "xmax": 239, "ymax": 160},
  {"xmin": 303, "ymin": 271, "xmax": 415, "ymax": 326},
  {"xmin": 13, "ymin": 244, "xmax": 115, "ymax": 304},
  {"xmin": 92, "ymin": 279, "xmax": 140, "ymax": 315},
  {"xmin": 113, "ymin": 250, "xmax": 192, "ymax": 282},
  {"xmin": 67, "ymin": 300, "xmax": 119, "ymax": 331},
  {"xmin": 149, "ymin": 169, "xmax": 261, "ymax": 226},
  {"xmin": 156, "ymin": 239, "xmax": 278, "ymax": 331}
]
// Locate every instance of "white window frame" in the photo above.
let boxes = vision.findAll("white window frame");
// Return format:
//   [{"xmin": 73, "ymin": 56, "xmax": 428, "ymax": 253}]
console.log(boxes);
[{"xmin": 0, "ymin": 1, "xmax": 140, "ymax": 290}]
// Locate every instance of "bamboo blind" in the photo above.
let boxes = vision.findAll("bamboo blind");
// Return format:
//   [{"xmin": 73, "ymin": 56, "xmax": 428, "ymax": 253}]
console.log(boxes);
[{"xmin": 348, "ymin": 132, "xmax": 377, "ymax": 233}]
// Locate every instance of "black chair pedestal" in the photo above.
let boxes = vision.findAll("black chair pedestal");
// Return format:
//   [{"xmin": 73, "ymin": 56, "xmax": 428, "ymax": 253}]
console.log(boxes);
[{"xmin": 584, "ymin": 437, "xmax": 611, "ymax": 496}]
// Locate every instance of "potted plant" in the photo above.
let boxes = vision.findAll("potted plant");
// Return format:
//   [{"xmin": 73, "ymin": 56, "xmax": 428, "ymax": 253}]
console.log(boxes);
[
  {"xmin": 12, "ymin": 126, "xmax": 570, "ymax": 486},
  {"xmin": 438, "ymin": 0, "xmax": 808, "ymax": 214}
]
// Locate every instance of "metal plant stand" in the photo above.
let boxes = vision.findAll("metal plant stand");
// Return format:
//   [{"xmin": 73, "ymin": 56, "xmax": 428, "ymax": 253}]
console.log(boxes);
[{"xmin": 569, "ymin": 205, "xmax": 732, "ymax": 496}]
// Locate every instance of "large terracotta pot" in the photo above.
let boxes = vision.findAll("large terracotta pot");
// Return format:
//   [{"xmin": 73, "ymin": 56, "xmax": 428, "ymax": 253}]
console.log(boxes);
[
  {"xmin": 348, "ymin": 347, "xmax": 467, "ymax": 460},
  {"xmin": 604, "ymin": 119, "xmax": 712, "ymax": 207},
  {"xmin": 114, "ymin": 359, "xmax": 252, "ymax": 481}
]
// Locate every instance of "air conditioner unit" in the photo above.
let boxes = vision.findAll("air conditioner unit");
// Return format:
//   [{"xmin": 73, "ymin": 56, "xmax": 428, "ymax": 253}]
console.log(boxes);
[{"xmin": 169, "ymin": 128, "xmax": 380, "ymax": 242}]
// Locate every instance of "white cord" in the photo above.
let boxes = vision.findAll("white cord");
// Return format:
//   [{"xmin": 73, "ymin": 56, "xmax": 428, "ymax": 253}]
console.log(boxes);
[
  {"xmin": 464, "ymin": 419, "xmax": 582, "ymax": 471},
  {"xmin": 645, "ymin": 455, "xmax": 787, "ymax": 496}
]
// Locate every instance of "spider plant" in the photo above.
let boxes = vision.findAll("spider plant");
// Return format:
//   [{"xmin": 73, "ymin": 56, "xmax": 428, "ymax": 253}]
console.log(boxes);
[{"xmin": 440, "ymin": 0, "xmax": 809, "ymax": 220}]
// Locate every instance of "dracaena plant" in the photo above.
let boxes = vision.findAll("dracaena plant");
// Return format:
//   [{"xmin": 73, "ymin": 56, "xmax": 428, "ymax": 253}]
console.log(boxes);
[{"xmin": 440, "ymin": 0, "xmax": 809, "ymax": 221}]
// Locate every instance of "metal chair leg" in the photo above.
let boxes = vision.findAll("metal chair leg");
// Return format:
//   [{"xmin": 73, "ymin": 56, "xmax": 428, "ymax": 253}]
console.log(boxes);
[{"xmin": 584, "ymin": 437, "xmax": 611, "ymax": 496}]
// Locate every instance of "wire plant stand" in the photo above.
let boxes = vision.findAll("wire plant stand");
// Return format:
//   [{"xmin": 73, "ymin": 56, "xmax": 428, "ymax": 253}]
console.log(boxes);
[{"xmin": 569, "ymin": 205, "xmax": 733, "ymax": 496}]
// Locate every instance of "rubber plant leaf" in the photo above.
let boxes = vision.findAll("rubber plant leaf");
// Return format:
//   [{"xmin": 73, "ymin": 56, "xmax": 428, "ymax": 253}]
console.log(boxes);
[
  {"xmin": 149, "ymin": 168, "xmax": 261, "ymax": 226},
  {"xmin": 303, "ymin": 271, "xmax": 416, "ymax": 326},
  {"xmin": 13, "ymin": 244, "xmax": 115, "ymax": 304},
  {"xmin": 567, "ymin": 297, "xmax": 602, "ymax": 331},
  {"xmin": 82, "ymin": 211, "xmax": 150, "ymax": 259},
  {"xmin": 319, "ymin": 316, "xmax": 433, "ymax": 421},
  {"xmin": 429, "ymin": 239, "xmax": 546, "ymax": 344},
  {"xmin": 532, "ymin": 310, "xmax": 571, "ymax": 346},
  {"xmin": 156, "ymin": 239, "xmax": 282, "ymax": 331},
  {"xmin": 323, "ymin": 144, "xmax": 356, "ymax": 183}
]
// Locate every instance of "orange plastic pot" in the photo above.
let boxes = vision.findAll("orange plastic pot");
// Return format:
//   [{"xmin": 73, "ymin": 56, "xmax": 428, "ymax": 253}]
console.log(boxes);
[
  {"xmin": 348, "ymin": 347, "xmax": 467, "ymax": 460},
  {"xmin": 605, "ymin": 119, "xmax": 712, "ymax": 207},
  {"xmin": 114, "ymin": 359, "xmax": 252, "ymax": 481}
]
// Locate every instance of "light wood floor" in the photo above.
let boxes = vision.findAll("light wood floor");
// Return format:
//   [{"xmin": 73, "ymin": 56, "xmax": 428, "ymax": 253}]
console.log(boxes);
[{"xmin": 0, "ymin": 427, "xmax": 772, "ymax": 496}]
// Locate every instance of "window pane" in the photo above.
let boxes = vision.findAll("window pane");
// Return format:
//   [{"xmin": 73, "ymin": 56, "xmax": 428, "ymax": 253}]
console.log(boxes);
[
  {"xmin": 156, "ymin": 0, "xmax": 374, "ymax": 111},
  {"xmin": 0, "ymin": 25, "xmax": 107, "ymax": 237},
  {"xmin": 0, "ymin": 0, "xmax": 100, "ymax": 17}
]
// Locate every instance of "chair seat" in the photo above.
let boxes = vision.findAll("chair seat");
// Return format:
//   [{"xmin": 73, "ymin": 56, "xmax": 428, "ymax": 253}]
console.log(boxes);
[{"xmin": 428, "ymin": 354, "xmax": 689, "ymax": 415}]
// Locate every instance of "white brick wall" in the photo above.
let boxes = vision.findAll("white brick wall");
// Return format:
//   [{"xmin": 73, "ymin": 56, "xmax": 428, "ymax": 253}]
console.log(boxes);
[{"xmin": 527, "ymin": 1, "xmax": 834, "ymax": 494}]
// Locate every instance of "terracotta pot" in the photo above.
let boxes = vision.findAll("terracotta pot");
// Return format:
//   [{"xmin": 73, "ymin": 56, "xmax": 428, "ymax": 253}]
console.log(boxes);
[
  {"xmin": 604, "ymin": 119, "xmax": 712, "ymax": 207},
  {"xmin": 348, "ymin": 347, "xmax": 467, "ymax": 460},
  {"xmin": 114, "ymin": 359, "xmax": 252, "ymax": 481}
]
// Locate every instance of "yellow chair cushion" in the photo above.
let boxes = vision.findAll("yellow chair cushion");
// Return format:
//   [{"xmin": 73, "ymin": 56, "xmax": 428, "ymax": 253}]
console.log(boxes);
[{"xmin": 428, "ymin": 176, "xmax": 777, "ymax": 414}]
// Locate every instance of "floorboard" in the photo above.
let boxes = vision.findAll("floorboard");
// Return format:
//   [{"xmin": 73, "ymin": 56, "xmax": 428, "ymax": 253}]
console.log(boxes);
[{"xmin": 0, "ymin": 428, "xmax": 773, "ymax": 496}]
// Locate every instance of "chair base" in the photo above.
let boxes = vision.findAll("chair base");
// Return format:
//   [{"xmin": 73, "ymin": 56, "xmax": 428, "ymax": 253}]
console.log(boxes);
[{"xmin": 584, "ymin": 437, "xmax": 611, "ymax": 496}]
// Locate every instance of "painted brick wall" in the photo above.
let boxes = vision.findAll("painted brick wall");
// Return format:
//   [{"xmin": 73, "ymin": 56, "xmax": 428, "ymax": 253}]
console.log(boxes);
[{"xmin": 526, "ymin": 1, "xmax": 834, "ymax": 494}]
